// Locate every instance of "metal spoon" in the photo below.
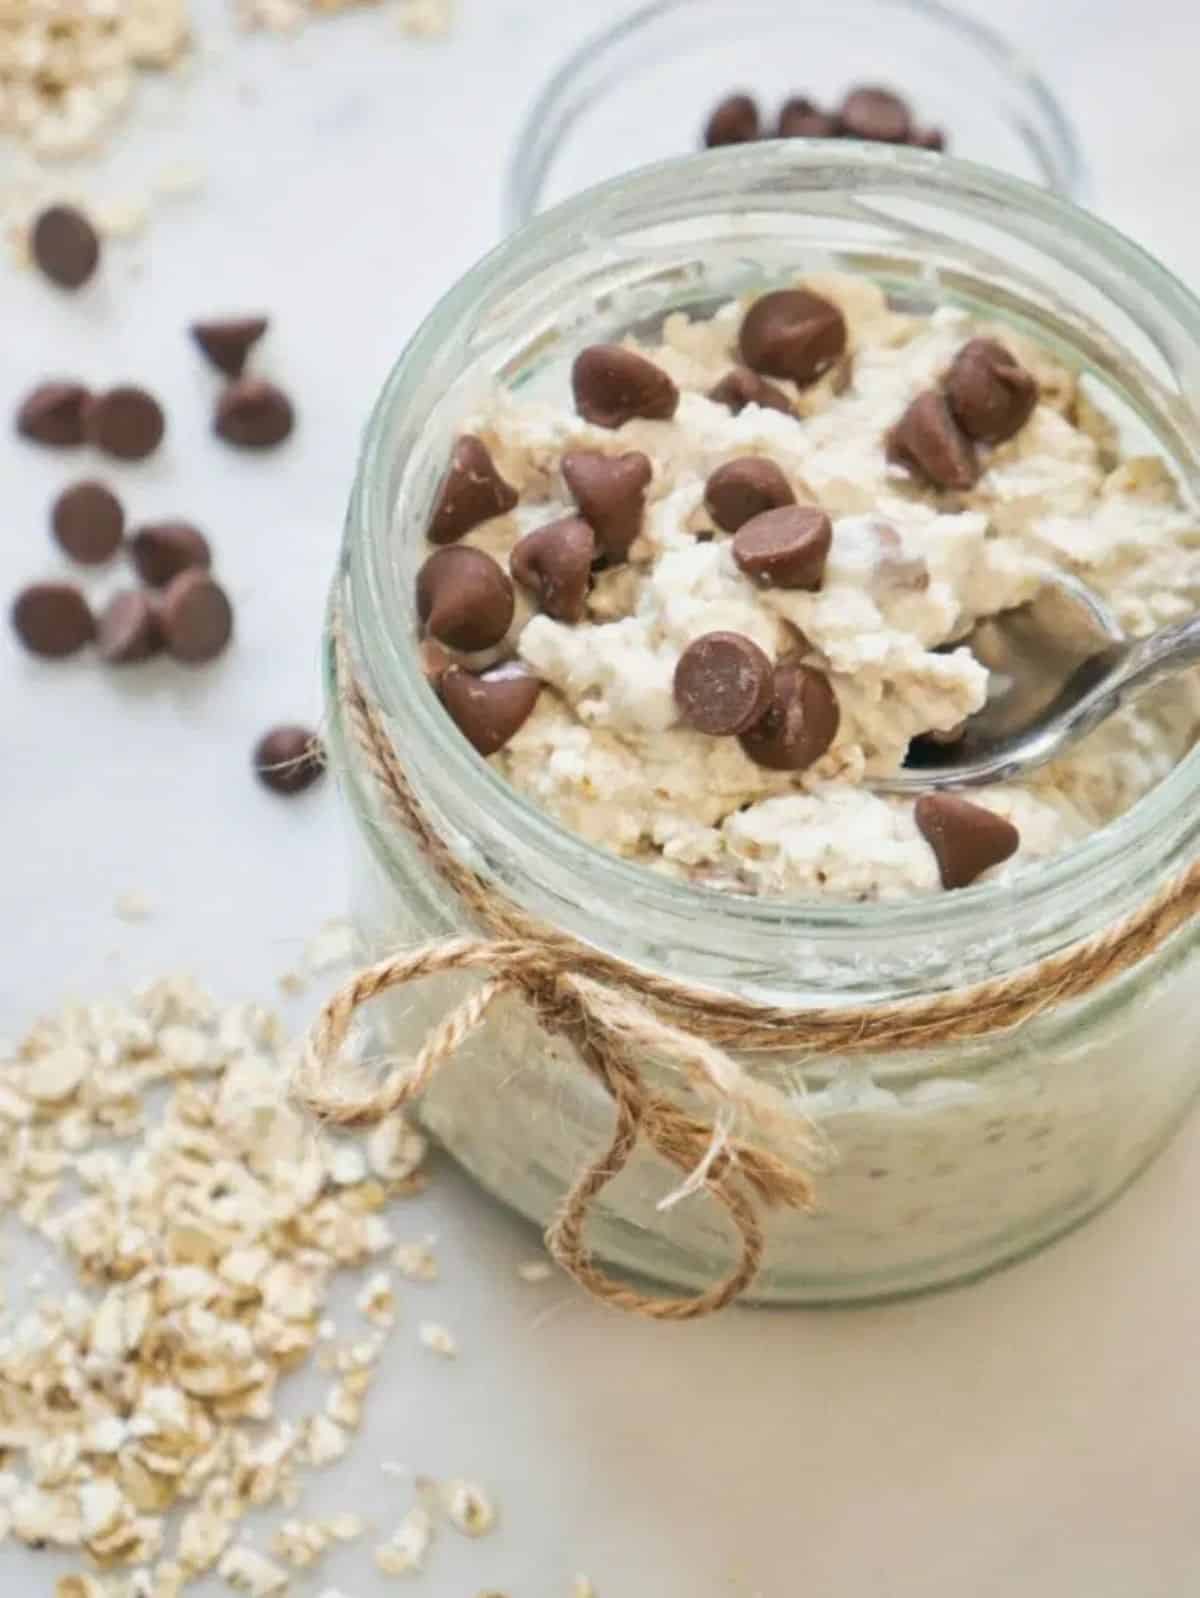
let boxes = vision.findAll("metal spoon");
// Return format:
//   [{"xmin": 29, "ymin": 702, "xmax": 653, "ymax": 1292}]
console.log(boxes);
[{"xmin": 876, "ymin": 575, "xmax": 1200, "ymax": 792}]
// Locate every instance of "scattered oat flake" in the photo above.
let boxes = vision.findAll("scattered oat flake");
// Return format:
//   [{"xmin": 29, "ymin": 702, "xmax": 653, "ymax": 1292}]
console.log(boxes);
[
  {"xmin": 356, "ymin": 1271, "xmax": 396, "ymax": 1327},
  {"xmin": 397, "ymin": 0, "xmax": 454, "ymax": 36},
  {"xmin": 572, "ymin": 1579, "xmax": 598, "ymax": 1598},
  {"xmin": 442, "ymin": 1479, "xmax": 496, "ymax": 1538},
  {"xmin": 419, "ymin": 1321, "xmax": 457, "ymax": 1358},
  {"xmin": 374, "ymin": 1503, "xmax": 433, "ymax": 1575},
  {"xmin": 115, "ymin": 891, "xmax": 154, "ymax": 921},
  {"xmin": 517, "ymin": 1259, "xmax": 553, "ymax": 1283},
  {"xmin": 392, "ymin": 1239, "xmax": 438, "ymax": 1281},
  {"xmin": 218, "ymin": 1545, "xmax": 290, "ymax": 1596},
  {"xmin": 304, "ymin": 918, "xmax": 356, "ymax": 973}
]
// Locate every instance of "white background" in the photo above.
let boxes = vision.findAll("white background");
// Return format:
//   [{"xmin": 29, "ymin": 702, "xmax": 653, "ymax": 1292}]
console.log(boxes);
[{"xmin": 4, "ymin": 0, "xmax": 1200, "ymax": 1592}]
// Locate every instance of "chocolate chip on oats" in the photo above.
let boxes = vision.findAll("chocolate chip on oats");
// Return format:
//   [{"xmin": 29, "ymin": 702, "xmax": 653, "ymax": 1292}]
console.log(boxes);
[
  {"xmin": 674, "ymin": 632, "xmax": 774, "ymax": 737},
  {"xmin": 416, "ymin": 545, "xmax": 515, "ymax": 651},
  {"xmin": 915, "ymin": 792, "xmax": 1019, "ymax": 890},
  {"xmin": 911, "ymin": 126, "xmax": 946, "ymax": 151},
  {"xmin": 707, "ymin": 367, "xmax": 794, "ymax": 417},
  {"xmin": 738, "ymin": 662, "xmax": 840, "ymax": 770},
  {"xmin": 705, "ymin": 457, "xmax": 795, "ymax": 533},
  {"xmin": 31, "ymin": 204, "xmax": 100, "ymax": 289},
  {"xmin": 886, "ymin": 390, "xmax": 978, "ymax": 490},
  {"xmin": 129, "ymin": 521, "xmax": 212, "ymax": 588},
  {"xmin": 510, "ymin": 516, "xmax": 595, "ymax": 623},
  {"xmin": 214, "ymin": 378, "xmax": 294, "ymax": 449},
  {"xmin": 733, "ymin": 504, "xmax": 832, "ymax": 590},
  {"xmin": 191, "ymin": 316, "xmax": 269, "ymax": 378},
  {"xmin": 838, "ymin": 85, "xmax": 912, "ymax": 143},
  {"xmin": 440, "ymin": 662, "xmax": 541, "ymax": 756},
  {"xmin": 84, "ymin": 386, "xmax": 165, "ymax": 461},
  {"xmin": 96, "ymin": 590, "xmax": 161, "ymax": 664},
  {"xmin": 704, "ymin": 93, "xmax": 760, "ymax": 147},
  {"xmin": 11, "ymin": 582, "xmax": 94, "ymax": 658},
  {"xmin": 51, "ymin": 480, "xmax": 124, "ymax": 565},
  {"xmin": 158, "ymin": 570, "xmax": 233, "ymax": 664},
  {"xmin": 561, "ymin": 449, "xmax": 652, "ymax": 563},
  {"xmin": 572, "ymin": 345, "xmax": 679, "ymax": 429},
  {"xmin": 17, "ymin": 382, "xmax": 90, "ymax": 447},
  {"xmin": 945, "ymin": 337, "xmax": 1038, "ymax": 445},
  {"xmin": 777, "ymin": 97, "xmax": 838, "ymax": 138},
  {"xmin": 253, "ymin": 725, "xmax": 325, "ymax": 795},
  {"xmin": 429, "ymin": 435, "xmax": 519, "ymax": 545},
  {"xmin": 739, "ymin": 289, "xmax": 847, "ymax": 389}
]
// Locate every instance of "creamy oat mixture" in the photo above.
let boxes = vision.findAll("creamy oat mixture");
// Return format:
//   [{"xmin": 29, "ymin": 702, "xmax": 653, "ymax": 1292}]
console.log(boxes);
[{"xmin": 418, "ymin": 273, "xmax": 1200, "ymax": 900}]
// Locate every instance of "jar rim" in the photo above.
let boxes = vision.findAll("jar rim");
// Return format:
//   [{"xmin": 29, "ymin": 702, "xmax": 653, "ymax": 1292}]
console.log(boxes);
[{"xmin": 344, "ymin": 144, "xmax": 1200, "ymax": 984}]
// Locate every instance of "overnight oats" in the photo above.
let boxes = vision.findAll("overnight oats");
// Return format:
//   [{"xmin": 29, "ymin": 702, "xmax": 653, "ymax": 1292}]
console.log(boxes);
[{"xmin": 327, "ymin": 148, "xmax": 1200, "ymax": 1303}]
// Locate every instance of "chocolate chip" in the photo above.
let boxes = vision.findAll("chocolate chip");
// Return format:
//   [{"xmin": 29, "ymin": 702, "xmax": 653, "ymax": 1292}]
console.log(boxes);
[
  {"xmin": 944, "ymin": 337, "xmax": 1038, "ymax": 445},
  {"xmin": 739, "ymin": 289, "xmax": 847, "ymax": 389},
  {"xmin": 561, "ymin": 450, "xmax": 652, "ymax": 564},
  {"xmin": 704, "ymin": 93, "xmax": 760, "ymax": 147},
  {"xmin": 886, "ymin": 390, "xmax": 979, "ymax": 490},
  {"xmin": 838, "ymin": 85, "xmax": 912, "ymax": 143},
  {"xmin": 440, "ymin": 662, "xmax": 541, "ymax": 756},
  {"xmin": 129, "ymin": 521, "xmax": 212, "ymax": 587},
  {"xmin": 96, "ymin": 590, "xmax": 161, "ymax": 664},
  {"xmin": 510, "ymin": 516, "xmax": 595, "ymax": 623},
  {"xmin": 674, "ymin": 632, "xmax": 774, "ymax": 736},
  {"xmin": 733, "ymin": 505, "xmax": 832, "ymax": 589},
  {"xmin": 51, "ymin": 480, "xmax": 124, "ymax": 565},
  {"xmin": 17, "ymin": 382, "xmax": 90, "ymax": 447},
  {"xmin": 707, "ymin": 367, "xmax": 794, "ymax": 417},
  {"xmin": 84, "ymin": 386, "xmax": 166, "ymax": 461},
  {"xmin": 571, "ymin": 345, "xmax": 679, "ymax": 429},
  {"xmin": 738, "ymin": 662, "xmax": 840, "ymax": 770},
  {"xmin": 914, "ymin": 792, "xmax": 1019, "ymax": 890},
  {"xmin": 416, "ymin": 546, "xmax": 515, "ymax": 651},
  {"xmin": 253, "ymin": 725, "xmax": 325, "ymax": 795},
  {"xmin": 776, "ymin": 97, "xmax": 837, "ymax": 138},
  {"xmin": 11, "ymin": 582, "xmax": 94, "ymax": 658},
  {"xmin": 214, "ymin": 378, "xmax": 294, "ymax": 449},
  {"xmin": 191, "ymin": 316, "xmax": 269, "ymax": 378},
  {"xmin": 429, "ymin": 435, "xmax": 519, "ymax": 545},
  {"xmin": 31, "ymin": 205, "xmax": 100, "ymax": 289},
  {"xmin": 911, "ymin": 126, "xmax": 946, "ymax": 151},
  {"xmin": 705, "ymin": 457, "xmax": 795, "ymax": 532},
  {"xmin": 158, "ymin": 570, "xmax": 233, "ymax": 664}
]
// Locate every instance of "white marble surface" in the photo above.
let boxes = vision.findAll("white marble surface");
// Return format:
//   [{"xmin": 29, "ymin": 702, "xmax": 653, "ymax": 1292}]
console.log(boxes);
[{"xmin": 4, "ymin": 0, "xmax": 1200, "ymax": 1592}]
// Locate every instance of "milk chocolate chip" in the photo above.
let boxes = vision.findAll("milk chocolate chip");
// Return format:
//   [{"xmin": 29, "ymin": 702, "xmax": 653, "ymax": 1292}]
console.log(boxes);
[
  {"xmin": 738, "ymin": 662, "xmax": 840, "ymax": 771},
  {"xmin": 945, "ymin": 338, "xmax": 1038, "ymax": 445},
  {"xmin": 129, "ymin": 522, "xmax": 212, "ymax": 587},
  {"xmin": 510, "ymin": 516, "xmax": 595, "ymax": 623},
  {"xmin": 214, "ymin": 378, "xmax": 294, "ymax": 449},
  {"xmin": 739, "ymin": 289, "xmax": 847, "ymax": 388},
  {"xmin": 674, "ymin": 632, "xmax": 774, "ymax": 737},
  {"xmin": 254, "ymin": 725, "xmax": 325, "ymax": 795},
  {"xmin": 191, "ymin": 316, "xmax": 269, "ymax": 378},
  {"xmin": 704, "ymin": 93, "xmax": 760, "ymax": 147},
  {"xmin": 886, "ymin": 390, "xmax": 978, "ymax": 490},
  {"xmin": 914, "ymin": 792, "xmax": 1020, "ymax": 890},
  {"xmin": 158, "ymin": 571, "xmax": 233, "ymax": 664},
  {"xmin": 707, "ymin": 367, "xmax": 794, "ymax": 417},
  {"xmin": 838, "ymin": 85, "xmax": 912, "ymax": 143},
  {"xmin": 440, "ymin": 663, "xmax": 541, "ymax": 756},
  {"xmin": 31, "ymin": 205, "xmax": 100, "ymax": 289},
  {"xmin": 705, "ymin": 457, "xmax": 795, "ymax": 532},
  {"xmin": 84, "ymin": 386, "xmax": 165, "ymax": 461},
  {"xmin": 51, "ymin": 480, "xmax": 124, "ymax": 565},
  {"xmin": 11, "ymin": 582, "xmax": 94, "ymax": 658},
  {"xmin": 17, "ymin": 382, "xmax": 90, "ymax": 447},
  {"xmin": 96, "ymin": 591, "xmax": 161, "ymax": 664},
  {"xmin": 561, "ymin": 449, "xmax": 652, "ymax": 563},
  {"xmin": 777, "ymin": 97, "xmax": 838, "ymax": 138},
  {"xmin": 733, "ymin": 505, "xmax": 832, "ymax": 590},
  {"xmin": 571, "ymin": 345, "xmax": 679, "ymax": 429},
  {"xmin": 429, "ymin": 435, "xmax": 518, "ymax": 545},
  {"xmin": 416, "ymin": 546, "xmax": 515, "ymax": 652}
]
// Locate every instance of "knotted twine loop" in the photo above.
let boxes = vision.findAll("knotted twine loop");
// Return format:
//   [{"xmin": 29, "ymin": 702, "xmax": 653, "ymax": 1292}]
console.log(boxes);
[{"xmin": 293, "ymin": 623, "xmax": 1200, "ymax": 1317}]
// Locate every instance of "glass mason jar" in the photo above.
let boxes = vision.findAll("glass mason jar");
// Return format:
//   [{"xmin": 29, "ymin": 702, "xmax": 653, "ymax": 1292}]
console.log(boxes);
[
  {"xmin": 328, "ymin": 144, "xmax": 1200, "ymax": 1305},
  {"xmin": 505, "ymin": 0, "xmax": 1087, "ymax": 228}
]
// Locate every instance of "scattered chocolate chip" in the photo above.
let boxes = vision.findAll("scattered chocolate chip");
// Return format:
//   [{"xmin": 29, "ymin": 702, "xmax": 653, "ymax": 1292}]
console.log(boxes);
[
  {"xmin": 704, "ymin": 93, "xmax": 760, "ymax": 147},
  {"xmin": 571, "ymin": 345, "xmax": 679, "ymax": 429},
  {"xmin": 84, "ymin": 386, "xmax": 165, "ymax": 461},
  {"xmin": 440, "ymin": 662, "xmax": 541, "ymax": 756},
  {"xmin": 739, "ymin": 289, "xmax": 847, "ymax": 389},
  {"xmin": 777, "ymin": 96, "xmax": 838, "ymax": 138},
  {"xmin": 253, "ymin": 725, "xmax": 325, "ymax": 795},
  {"xmin": 707, "ymin": 366, "xmax": 794, "ymax": 417},
  {"xmin": 705, "ymin": 457, "xmax": 795, "ymax": 532},
  {"xmin": 914, "ymin": 792, "xmax": 1019, "ymax": 890},
  {"xmin": 191, "ymin": 316, "xmax": 269, "ymax": 378},
  {"xmin": 944, "ymin": 337, "xmax": 1038, "ymax": 445},
  {"xmin": 561, "ymin": 450, "xmax": 652, "ymax": 564},
  {"xmin": 510, "ymin": 516, "xmax": 595, "ymax": 623},
  {"xmin": 912, "ymin": 126, "xmax": 946, "ymax": 151},
  {"xmin": 11, "ymin": 582, "xmax": 94, "ymax": 658},
  {"xmin": 129, "ymin": 521, "xmax": 212, "ymax": 588},
  {"xmin": 838, "ymin": 85, "xmax": 912, "ymax": 143},
  {"xmin": 886, "ymin": 390, "xmax": 979, "ymax": 490},
  {"xmin": 158, "ymin": 570, "xmax": 233, "ymax": 664},
  {"xmin": 429, "ymin": 435, "xmax": 519, "ymax": 545},
  {"xmin": 30, "ymin": 204, "xmax": 100, "ymax": 289},
  {"xmin": 738, "ymin": 662, "xmax": 840, "ymax": 771},
  {"xmin": 733, "ymin": 504, "xmax": 832, "ymax": 590},
  {"xmin": 214, "ymin": 378, "xmax": 294, "ymax": 449},
  {"xmin": 96, "ymin": 590, "xmax": 162, "ymax": 664},
  {"xmin": 51, "ymin": 480, "xmax": 124, "ymax": 565},
  {"xmin": 17, "ymin": 382, "xmax": 90, "ymax": 447},
  {"xmin": 416, "ymin": 545, "xmax": 515, "ymax": 651},
  {"xmin": 674, "ymin": 632, "xmax": 775, "ymax": 737}
]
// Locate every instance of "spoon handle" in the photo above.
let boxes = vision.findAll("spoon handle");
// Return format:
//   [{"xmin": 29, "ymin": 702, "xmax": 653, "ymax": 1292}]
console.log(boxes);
[{"xmin": 1104, "ymin": 612, "xmax": 1200, "ymax": 703}]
